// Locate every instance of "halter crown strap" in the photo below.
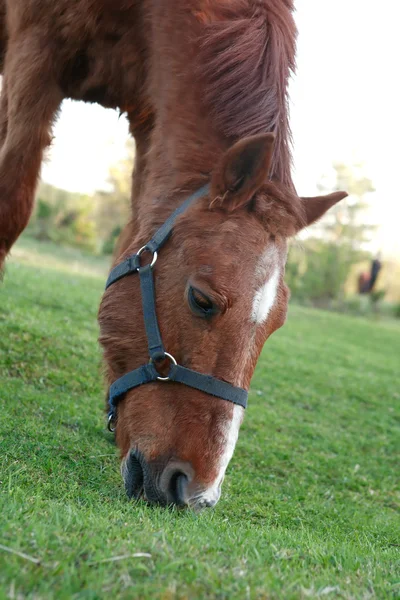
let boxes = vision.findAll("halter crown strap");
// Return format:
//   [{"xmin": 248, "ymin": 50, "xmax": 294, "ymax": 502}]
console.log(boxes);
[
  {"xmin": 105, "ymin": 184, "xmax": 210, "ymax": 290},
  {"xmin": 105, "ymin": 183, "xmax": 248, "ymax": 430},
  {"xmin": 146, "ymin": 184, "xmax": 210, "ymax": 254}
]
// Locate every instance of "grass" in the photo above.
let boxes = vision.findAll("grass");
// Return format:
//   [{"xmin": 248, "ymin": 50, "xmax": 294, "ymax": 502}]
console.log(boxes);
[{"xmin": 0, "ymin": 236, "xmax": 399, "ymax": 599}]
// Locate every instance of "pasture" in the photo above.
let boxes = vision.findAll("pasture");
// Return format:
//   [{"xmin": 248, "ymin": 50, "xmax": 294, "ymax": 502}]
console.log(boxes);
[{"xmin": 0, "ymin": 237, "xmax": 398, "ymax": 599}]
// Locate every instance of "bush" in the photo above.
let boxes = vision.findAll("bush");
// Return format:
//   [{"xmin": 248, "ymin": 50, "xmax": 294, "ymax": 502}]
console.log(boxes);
[
  {"xmin": 34, "ymin": 199, "xmax": 54, "ymax": 241},
  {"xmin": 102, "ymin": 226, "xmax": 122, "ymax": 255},
  {"xmin": 286, "ymin": 239, "xmax": 369, "ymax": 308},
  {"xmin": 340, "ymin": 296, "xmax": 367, "ymax": 315},
  {"xmin": 30, "ymin": 185, "xmax": 98, "ymax": 253}
]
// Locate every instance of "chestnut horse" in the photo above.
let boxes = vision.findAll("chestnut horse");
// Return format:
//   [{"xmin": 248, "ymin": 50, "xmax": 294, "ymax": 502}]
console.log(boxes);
[{"xmin": 0, "ymin": 1, "xmax": 346, "ymax": 509}]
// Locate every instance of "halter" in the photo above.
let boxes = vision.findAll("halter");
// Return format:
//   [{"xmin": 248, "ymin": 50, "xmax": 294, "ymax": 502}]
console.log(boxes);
[{"xmin": 105, "ymin": 184, "xmax": 248, "ymax": 431}]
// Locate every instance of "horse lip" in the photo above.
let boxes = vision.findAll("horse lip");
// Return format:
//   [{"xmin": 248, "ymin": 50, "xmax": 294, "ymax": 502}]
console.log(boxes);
[
  {"xmin": 123, "ymin": 449, "xmax": 144, "ymax": 499},
  {"xmin": 123, "ymin": 449, "xmax": 168, "ymax": 505}
]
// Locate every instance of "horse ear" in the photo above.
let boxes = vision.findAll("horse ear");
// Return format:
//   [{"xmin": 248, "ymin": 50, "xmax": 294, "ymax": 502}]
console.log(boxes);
[
  {"xmin": 300, "ymin": 191, "xmax": 348, "ymax": 228},
  {"xmin": 210, "ymin": 133, "xmax": 275, "ymax": 211}
]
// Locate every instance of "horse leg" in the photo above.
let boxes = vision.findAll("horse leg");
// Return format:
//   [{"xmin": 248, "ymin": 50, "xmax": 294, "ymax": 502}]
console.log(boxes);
[{"xmin": 0, "ymin": 34, "xmax": 62, "ymax": 270}]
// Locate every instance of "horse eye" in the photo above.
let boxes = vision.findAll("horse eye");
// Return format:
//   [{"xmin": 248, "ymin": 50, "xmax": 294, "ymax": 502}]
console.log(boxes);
[{"xmin": 188, "ymin": 286, "xmax": 216, "ymax": 318}]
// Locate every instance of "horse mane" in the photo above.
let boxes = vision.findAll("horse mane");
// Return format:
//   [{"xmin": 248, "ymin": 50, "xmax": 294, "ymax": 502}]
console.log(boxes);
[{"xmin": 198, "ymin": 0, "xmax": 297, "ymax": 192}]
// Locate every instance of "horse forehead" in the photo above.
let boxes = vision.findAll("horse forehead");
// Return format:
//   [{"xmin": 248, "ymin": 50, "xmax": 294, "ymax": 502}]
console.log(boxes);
[
  {"xmin": 189, "ymin": 242, "xmax": 280, "ymax": 298},
  {"xmin": 179, "ymin": 220, "xmax": 252, "ymax": 261},
  {"xmin": 250, "ymin": 244, "xmax": 283, "ymax": 325},
  {"xmin": 177, "ymin": 213, "xmax": 273, "ymax": 281},
  {"xmin": 255, "ymin": 244, "xmax": 281, "ymax": 281}
]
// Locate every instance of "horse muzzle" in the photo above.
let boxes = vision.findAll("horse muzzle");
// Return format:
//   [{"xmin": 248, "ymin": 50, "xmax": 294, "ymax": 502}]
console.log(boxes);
[{"xmin": 121, "ymin": 449, "xmax": 220, "ymax": 509}]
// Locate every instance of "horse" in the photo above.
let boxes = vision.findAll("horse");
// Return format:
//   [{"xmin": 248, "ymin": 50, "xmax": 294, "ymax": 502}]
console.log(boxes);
[{"xmin": 0, "ymin": 0, "xmax": 347, "ymax": 509}]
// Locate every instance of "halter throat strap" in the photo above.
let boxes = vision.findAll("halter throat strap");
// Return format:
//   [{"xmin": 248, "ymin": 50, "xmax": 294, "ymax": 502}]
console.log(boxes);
[{"xmin": 105, "ymin": 184, "xmax": 248, "ymax": 430}]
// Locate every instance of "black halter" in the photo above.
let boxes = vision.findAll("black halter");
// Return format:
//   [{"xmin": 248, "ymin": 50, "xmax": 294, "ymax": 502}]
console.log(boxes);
[{"xmin": 105, "ymin": 184, "xmax": 248, "ymax": 431}]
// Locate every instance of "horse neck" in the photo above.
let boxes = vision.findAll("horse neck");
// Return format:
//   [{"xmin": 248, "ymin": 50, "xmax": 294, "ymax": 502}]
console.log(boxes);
[
  {"xmin": 127, "ymin": 117, "xmax": 153, "ymax": 214},
  {"xmin": 133, "ymin": 0, "xmax": 295, "ymax": 225},
  {"xmin": 132, "ymin": 4, "xmax": 225, "ymax": 225}
]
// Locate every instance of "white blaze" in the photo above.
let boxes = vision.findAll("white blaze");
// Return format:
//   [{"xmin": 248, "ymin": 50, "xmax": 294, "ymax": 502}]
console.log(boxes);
[
  {"xmin": 199, "ymin": 248, "xmax": 281, "ymax": 507},
  {"xmin": 200, "ymin": 404, "xmax": 244, "ymax": 506},
  {"xmin": 251, "ymin": 266, "xmax": 280, "ymax": 324}
]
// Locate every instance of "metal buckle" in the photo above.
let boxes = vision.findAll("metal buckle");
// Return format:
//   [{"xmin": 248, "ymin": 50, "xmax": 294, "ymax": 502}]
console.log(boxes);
[
  {"xmin": 149, "ymin": 352, "xmax": 177, "ymax": 381},
  {"xmin": 136, "ymin": 246, "xmax": 158, "ymax": 270},
  {"xmin": 107, "ymin": 413, "xmax": 116, "ymax": 433}
]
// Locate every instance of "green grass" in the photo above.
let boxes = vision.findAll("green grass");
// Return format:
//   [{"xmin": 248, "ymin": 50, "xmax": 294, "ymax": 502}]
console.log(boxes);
[{"xmin": 1, "ymin": 237, "xmax": 399, "ymax": 599}]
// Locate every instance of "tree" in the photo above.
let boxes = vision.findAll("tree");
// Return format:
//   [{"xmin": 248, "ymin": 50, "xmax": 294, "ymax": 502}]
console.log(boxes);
[
  {"xmin": 286, "ymin": 163, "xmax": 376, "ymax": 306},
  {"xmin": 30, "ymin": 182, "xmax": 97, "ymax": 252},
  {"xmin": 94, "ymin": 140, "xmax": 135, "ymax": 253},
  {"xmin": 315, "ymin": 162, "xmax": 376, "ymax": 249}
]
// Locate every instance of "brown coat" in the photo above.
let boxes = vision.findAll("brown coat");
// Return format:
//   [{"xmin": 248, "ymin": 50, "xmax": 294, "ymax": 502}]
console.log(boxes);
[{"xmin": 0, "ymin": 0, "xmax": 151, "ymax": 267}]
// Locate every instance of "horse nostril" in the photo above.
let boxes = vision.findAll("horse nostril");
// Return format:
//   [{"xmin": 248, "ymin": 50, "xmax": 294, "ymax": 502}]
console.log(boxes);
[
  {"xmin": 123, "ymin": 454, "xmax": 195, "ymax": 506},
  {"xmin": 170, "ymin": 472, "xmax": 189, "ymax": 507},
  {"xmin": 159, "ymin": 461, "xmax": 193, "ymax": 507}
]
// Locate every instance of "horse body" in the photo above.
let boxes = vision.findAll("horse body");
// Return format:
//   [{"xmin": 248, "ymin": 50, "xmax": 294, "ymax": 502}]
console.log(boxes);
[
  {"xmin": 0, "ymin": 1, "xmax": 347, "ymax": 508},
  {"xmin": 0, "ymin": 0, "xmax": 150, "ymax": 108},
  {"xmin": 0, "ymin": 0, "xmax": 151, "ymax": 265}
]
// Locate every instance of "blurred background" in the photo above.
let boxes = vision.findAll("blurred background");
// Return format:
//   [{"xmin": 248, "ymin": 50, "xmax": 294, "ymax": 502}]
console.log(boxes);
[{"xmin": 24, "ymin": 0, "xmax": 400, "ymax": 319}]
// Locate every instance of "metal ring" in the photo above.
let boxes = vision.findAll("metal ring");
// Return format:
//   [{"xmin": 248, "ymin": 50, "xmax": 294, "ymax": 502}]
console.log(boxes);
[
  {"xmin": 136, "ymin": 246, "xmax": 158, "ymax": 270},
  {"xmin": 150, "ymin": 352, "xmax": 177, "ymax": 381},
  {"xmin": 107, "ymin": 414, "xmax": 116, "ymax": 433}
]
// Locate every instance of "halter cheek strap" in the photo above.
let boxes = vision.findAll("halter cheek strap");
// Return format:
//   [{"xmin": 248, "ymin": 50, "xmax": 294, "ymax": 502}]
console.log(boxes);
[{"xmin": 105, "ymin": 184, "xmax": 248, "ymax": 431}]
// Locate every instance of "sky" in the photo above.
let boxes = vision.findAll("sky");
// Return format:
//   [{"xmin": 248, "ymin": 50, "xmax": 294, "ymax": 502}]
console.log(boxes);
[{"xmin": 41, "ymin": 0, "xmax": 400, "ymax": 257}]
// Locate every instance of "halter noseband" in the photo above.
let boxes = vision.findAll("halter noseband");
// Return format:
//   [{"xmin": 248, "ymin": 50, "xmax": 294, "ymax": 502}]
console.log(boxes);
[{"xmin": 105, "ymin": 184, "xmax": 248, "ymax": 431}]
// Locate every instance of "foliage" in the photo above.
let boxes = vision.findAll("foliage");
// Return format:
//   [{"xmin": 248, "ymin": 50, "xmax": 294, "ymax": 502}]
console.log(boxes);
[
  {"xmin": 287, "ymin": 163, "xmax": 376, "ymax": 307},
  {"xmin": 0, "ymin": 238, "xmax": 399, "ymax": 599},
  {"xmin": 29, "ymin": 140, "xmax": 135, "ymax": 255},
  {"xmin": 315, "ymin": 162, "xmax": 376, "ymax": 247},
  {"xmin": 370, "ymin": 289, "xmax": 386, "ymax": 306},
  {"xmin": 102, "ymin": 225, "xmax": 123, "ymax": 256},
  {"xmin": 326, "ymin": 294, "xmax": 398, "ymax": 320},
  {"xmin": 286, "ymin": 239, "xmax": 367, "ymax": 307},
  {"xmin": 30, "ymin": 183, "xmax": 97, "ymax": 252},
  {"xmin": 94, "ymin": 140, "xmax": 134, "ymax": 253}
]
